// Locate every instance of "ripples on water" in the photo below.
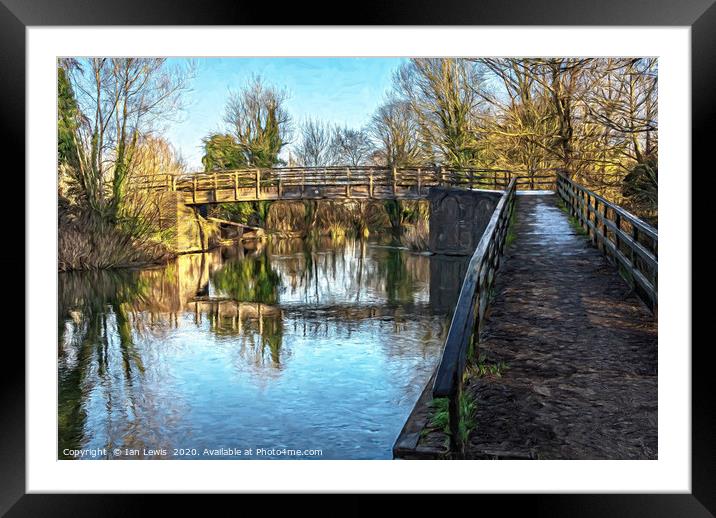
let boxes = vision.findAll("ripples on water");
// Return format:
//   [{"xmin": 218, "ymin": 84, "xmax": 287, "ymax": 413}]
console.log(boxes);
[{"xmin": 58, "ymin": 238, "xmax": 467, "ymax": 459}]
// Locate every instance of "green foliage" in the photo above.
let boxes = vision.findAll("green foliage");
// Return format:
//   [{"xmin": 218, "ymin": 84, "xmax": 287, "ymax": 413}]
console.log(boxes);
[
  {"xmin": 622, "ymin": 158, "xmax": 658, "ymax": 213},
  {"xmin": 57, "ymin": 67, "xmax": 80, "ymax": 167},
  {"xmin": 430, "ymin": 397, "xmax": 450, "ymax": 431},
  {"xmin": 429, "ymin": 394, "xmax": 477, "ymax": 446},
  {"xmin": 201, "ymin": 133, "xmax": 246, "ymax": 171},
  {"xmin": 374, "ymin": 248, "xmax": 419, "ymax": 305},
  {"xmin": 210, "ymin": 254, "xmax": 280, "ymax": 304},
  {"xmin": 223, "ymin": 77, "xmax": 291, "ymax": 168},
  {"xmin": 505, "ymin": 208, "xmax": 518, "ymax": 248},
  {"xmin": 215, "ymin": 201, "xmax": 272, "ymax": 227},
  {"xmin": 383, "ymin": 200, "xmax": 428, "ymax": 238}
]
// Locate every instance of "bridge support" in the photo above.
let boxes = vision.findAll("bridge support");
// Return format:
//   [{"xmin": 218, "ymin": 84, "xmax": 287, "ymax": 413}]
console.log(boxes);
[
  {"xmin": 156, "ymin": 191, "xmax": 219, "ymax": 253},
  {"xmin": 427, "ymin": 187, "xmax": 503, "ymax": 255}
]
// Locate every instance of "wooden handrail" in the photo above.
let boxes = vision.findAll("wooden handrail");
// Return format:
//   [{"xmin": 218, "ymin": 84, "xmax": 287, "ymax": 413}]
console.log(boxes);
[
  {"xmin": 431, "ymin": 178, "xmax": 517, "ymax": 455},
  {"xmin": 556, "ymin": 172, "xmax": 658, "ymax": 312},
  {"xmin": 129, "ymin": 167, "xmax": 560, "ymax": 201}
]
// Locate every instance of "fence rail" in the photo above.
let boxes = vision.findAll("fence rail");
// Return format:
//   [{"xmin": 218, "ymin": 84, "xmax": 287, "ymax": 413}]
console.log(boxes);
[
  {"xmin": 431, "ymin": 178, "xmax": 517, "ymax": 456},
  {"xmin": 130, "ymin": 166, "xmax": 558, "ymax": 203},
  {"xmin": 556, "ymin": 173, "xmax": 658, "ymax": 312}
]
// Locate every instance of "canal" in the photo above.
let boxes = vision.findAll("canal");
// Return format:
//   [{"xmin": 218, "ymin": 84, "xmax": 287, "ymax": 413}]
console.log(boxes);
[{"xmin": 58, "ymin": 237, "xmax": 467, "ymax": 459}]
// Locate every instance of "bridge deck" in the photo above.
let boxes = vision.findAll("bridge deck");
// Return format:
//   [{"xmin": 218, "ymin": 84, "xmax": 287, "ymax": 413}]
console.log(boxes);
[{"xmin": 417, "ymin": 193, "xmax": 658, "ymax": 459}]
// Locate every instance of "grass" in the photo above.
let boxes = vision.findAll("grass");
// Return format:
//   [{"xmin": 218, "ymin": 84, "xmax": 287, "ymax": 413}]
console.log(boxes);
[
  {"xmin": 556, "ymin": 198, "xmax": 589, "ymax": 236},
  {"xmin": 467, "ymin": 353, "xmax": 508, "ymax": 379},
  {"xmin": 58, "ymin": 206, "xmax": 174, "ymax": 271},
  {"xmin": 505, "ymin": 207, "xmax": 518, "ymax": 248},
  {"xmin": 429, "ymin": 394, "xmax": 477, "ymax": 446}
]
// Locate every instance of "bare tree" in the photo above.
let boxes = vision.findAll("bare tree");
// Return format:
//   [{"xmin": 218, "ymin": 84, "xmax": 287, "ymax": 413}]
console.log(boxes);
[
  {"xmin": 294, "ymin": 118, "xmax": 335, "ymax": 167},
  {"xmin": 66, "ymin": 58, "xmax": 193, "ymax": 221},
  {"xmin": 370, "ymin": 98, "xmax": 424, "ymax": 168},
  {"xmin": 331, "ymin": 126, "xmax": 374, "ymax": 166},
  {"xmin": 394, "ymin": 58, "xmax": 486, "ymax": 167},
  {"xmin": 223, "ymin": 76, "xmax": 292, "ymax": 167}
]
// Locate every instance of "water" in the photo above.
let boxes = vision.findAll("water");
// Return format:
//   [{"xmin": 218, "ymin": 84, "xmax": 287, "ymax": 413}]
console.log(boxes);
[{"xmin": 58, "ymin": 237, "xmax": 468, "ymax": 460}]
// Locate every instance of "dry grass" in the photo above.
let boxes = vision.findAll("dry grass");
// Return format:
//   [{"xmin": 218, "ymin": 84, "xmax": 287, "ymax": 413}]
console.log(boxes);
[
  {"xmin": 58, "ymin": 207, "xmax": 174, "ymax": 271},
  {"xmin": 401, "ymin": 220, "xmax": 429, "ymax": 251}
]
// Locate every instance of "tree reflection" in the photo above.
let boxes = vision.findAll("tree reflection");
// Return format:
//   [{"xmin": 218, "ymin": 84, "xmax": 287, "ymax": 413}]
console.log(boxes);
[
  {"xmin": 210, "ymin": 253, "xmax": 280, "ymax": 304},
  {"xmin": 58, "ymin": 270, "xmax": 149, "ymax": 457},
  {"xmin": 58, "ymin": 237, "xmax": 454, "ymax": 458}
]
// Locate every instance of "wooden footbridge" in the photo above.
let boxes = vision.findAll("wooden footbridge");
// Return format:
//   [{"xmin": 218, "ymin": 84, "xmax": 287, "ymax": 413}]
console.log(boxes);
[{"xmin": 132, "ymin": 166, "xmax": 555, "ymax": 204}]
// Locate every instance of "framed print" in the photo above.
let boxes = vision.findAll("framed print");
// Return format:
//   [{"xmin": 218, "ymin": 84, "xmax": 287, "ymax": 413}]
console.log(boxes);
[{"xmin": 4, "ymin": 0, "xmax": 710, "ymax": 513}]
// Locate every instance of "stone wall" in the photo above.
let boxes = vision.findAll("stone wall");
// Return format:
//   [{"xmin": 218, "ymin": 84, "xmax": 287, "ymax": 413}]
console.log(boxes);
[{"xmin": 427, "ymin": 188, "xmax": 502, "ymax": 256}]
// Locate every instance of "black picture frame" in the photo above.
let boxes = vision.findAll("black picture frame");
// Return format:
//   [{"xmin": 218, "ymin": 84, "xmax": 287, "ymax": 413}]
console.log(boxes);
[{"xmin": 4, "ymin": 0, "xmax": 708, "ymax": 514}]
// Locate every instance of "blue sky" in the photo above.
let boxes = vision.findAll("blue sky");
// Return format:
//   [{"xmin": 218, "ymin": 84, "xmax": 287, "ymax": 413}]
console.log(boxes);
[{"xmin": 165, "ymin": 58, "xmax": 407, "ymax": 170}]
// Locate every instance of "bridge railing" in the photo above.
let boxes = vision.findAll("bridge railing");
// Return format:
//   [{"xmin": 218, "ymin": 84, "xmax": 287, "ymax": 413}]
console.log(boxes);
[
  {"xmin": 431, "ymin": 178, "xmax": 518, "ymax": 456},
  {"xmin": 129, "ymin": 166, "xmax": 559, "ymax": 201},
  {"xmin": 556, "ymin": 173, "xmax": 658, "ymax": 313}
]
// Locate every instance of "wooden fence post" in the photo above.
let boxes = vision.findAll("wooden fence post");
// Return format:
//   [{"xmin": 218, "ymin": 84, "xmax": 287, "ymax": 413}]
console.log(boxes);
[
  {"xmin": 448, "ymin": 381, "xmax": 464, "ymax": 457},
  {"xmin": 346, "ymin": 167, "xmax": 351, "ymax": 198},
  {"xmin": 369, "ymin": 171, "xmax": 374, "ymax": 198},
  {"xmin": 255, "ymin": 169, "xmax": 261, "ymax": 199},
  {"xmin": 234, "ymin": 172, "xmax": 239, "ymax": 200},
  {"xmin": 392, "ymin": 167, "xmax": 398, "ymax": 196},
  {"xmin": 417, "ymin": 168, "xmax": 422, "ymax": 195}
]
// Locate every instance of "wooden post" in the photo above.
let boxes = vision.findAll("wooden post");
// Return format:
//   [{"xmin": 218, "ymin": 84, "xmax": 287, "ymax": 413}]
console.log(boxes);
[
  {"xmin": 631, "ymin": 226, "xmax": 639, "ymax": 268},
  {"xmin": 448, "ymin": 381, "xmax": 464, "ymax": 457},
  {"xmin": 255, "ymin": 169, "xmax": 261, "ymax": 199},
  {"xmin": 440, "ymin": 166, "xmax": 447, "ymax": 186},
  {"xmin": 171, "ymin": 175, "xmax": 177, "ymax": 192},
  {"xmin": 417, "ymin": 168, "xmax": 422, "ymax": 195},
  {"xmin": 192, "ymin": 176, "xmax": 197, "ymax": 204},
  {"xmin": 346, "ymin": 167, "xmax": 351, "ymax": 198},
  {"xmin": 392, "ymin": 167, "xmax": 398, "ymax": 196},
  {"xmin": 302, "ymin": 170, "xmax": 306, "ymax": 197},
  {"xmin": 234, "ymin": 172, "xmax": 239, "ymax": 200},
  {"xmin": 601, "ymin": 202, "xmax": 607, "ymax": 251},
  {"xmin": 213, "ymin": 172, "xmax": 218, "ymax": 202},
  {"xmin": 278, "ymin": 176, "xmax": 283, "ymax": 198},
  {"xmin": 369, "ymin": 171, "xmax": 374, "ymax": 198}
]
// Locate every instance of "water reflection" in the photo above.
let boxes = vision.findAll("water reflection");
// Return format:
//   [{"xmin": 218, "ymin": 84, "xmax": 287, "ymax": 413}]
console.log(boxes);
[{"xmin": 58, "ymin": 238, "xmax": 467, "ymax": 459}]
